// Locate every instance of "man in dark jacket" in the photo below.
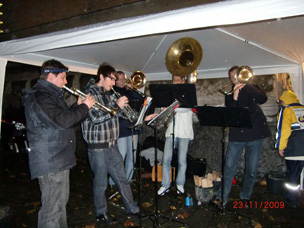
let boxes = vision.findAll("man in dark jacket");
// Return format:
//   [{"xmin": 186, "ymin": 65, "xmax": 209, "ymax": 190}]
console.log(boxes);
[
  {"xmin": 214, "ymin": 66, "xmax": 271, "ymax": 207},
  {"xmin": 22, "ymin": 59, "xmax": 95, "ymax": 228}
]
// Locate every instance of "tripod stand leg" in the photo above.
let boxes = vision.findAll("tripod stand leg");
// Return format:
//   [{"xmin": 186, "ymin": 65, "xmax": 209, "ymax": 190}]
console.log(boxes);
[
  {"xmin": 145, "ymin": 126, "xmax": 187, "ymax": 228},
  {"xmin": 108, "ymin": 191, "xmax": 119, "ymax": 200}
]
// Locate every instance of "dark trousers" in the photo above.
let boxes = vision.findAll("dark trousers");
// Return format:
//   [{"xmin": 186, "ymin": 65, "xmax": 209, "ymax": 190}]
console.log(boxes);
[
  {"xmin": 88, "ymin": 146, "xmax": 139, "ymax": 216},
  {"xmin": 285, "ymin": 160, "xmax": 304, "ymax": 203}
]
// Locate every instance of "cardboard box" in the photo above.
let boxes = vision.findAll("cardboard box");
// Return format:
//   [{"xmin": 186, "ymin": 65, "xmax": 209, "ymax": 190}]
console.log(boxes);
[
  {"xmin": 193, "ymin": 171, "xmax": 221, "ymax": 188},
  {"xmin": 152, "ymin": 165, "xmax": 175, "ymax": 182}
]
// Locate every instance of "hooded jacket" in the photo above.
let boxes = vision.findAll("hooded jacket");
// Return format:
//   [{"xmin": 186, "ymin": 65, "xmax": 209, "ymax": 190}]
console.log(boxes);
[
  {"xmin": 22, "ymin": 79, "xmax": 89, "ymax": 179},
  {"xmin": 275, "ymin": 91, "xmax": 304, "ymax": 157}
]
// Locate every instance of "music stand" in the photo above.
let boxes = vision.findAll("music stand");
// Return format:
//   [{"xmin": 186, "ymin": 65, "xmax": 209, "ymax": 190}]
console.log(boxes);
[
  {"xmin": 146, "ymin": 101, "xmax": 184, "ymax": 227},
  {"xmin": 147, "ymin": 84, "xmax": 197, "ymax": 227},
  {"xmin": 149, "ymin": 84, "xmax": 197, "ymax": 108},
  {"xmin": 196, "ymin": 106, "xmax": 252, "ymax": 210}
]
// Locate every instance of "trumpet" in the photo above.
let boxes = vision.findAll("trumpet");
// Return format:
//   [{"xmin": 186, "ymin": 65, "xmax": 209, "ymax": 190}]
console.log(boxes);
[
  {"xmin": 63, "ymin": 86, "xmax": 117, "ymax": 117},
  {"xmin": 218, "ymin": 66, "xmax": 254, "ymax": 95},
  {"xmin": 111, "ymin": 87, "xmax": 138, "ymax": 123}
]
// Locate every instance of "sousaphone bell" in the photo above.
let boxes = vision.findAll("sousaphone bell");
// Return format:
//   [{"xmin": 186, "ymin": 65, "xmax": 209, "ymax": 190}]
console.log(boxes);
[{"xmin": 165, "ymin": 37, "xmax": 203, "ymax": 77}]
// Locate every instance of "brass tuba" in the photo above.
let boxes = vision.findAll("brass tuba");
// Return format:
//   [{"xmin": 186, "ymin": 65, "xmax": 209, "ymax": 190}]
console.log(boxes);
[
  {"xmin": 218, "ymin": 66, "xmax": 255, "ymax": 95},
  {"xmin": 165, "ymin": 37, "xmax": 203, "ymax": 79}
]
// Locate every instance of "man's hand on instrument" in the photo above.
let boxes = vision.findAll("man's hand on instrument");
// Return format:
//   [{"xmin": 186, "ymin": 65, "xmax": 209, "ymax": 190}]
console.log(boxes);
[
  {"xmin": 82, "ymin": 93, "xmax": 95, "ymax": 109},
  {"xmin": 233, "ymin": 83, "xmax": 245, "ymax": 100},
  {"xmin": 116, "ymin": 96, "xmax": 129, "ymax": 108}
]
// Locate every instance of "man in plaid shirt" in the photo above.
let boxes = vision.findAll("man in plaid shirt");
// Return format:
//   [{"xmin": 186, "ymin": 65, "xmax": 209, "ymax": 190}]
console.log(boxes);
[{"xmin": 81, "ymin": 63, "xmax": 140, "ymax": 225}]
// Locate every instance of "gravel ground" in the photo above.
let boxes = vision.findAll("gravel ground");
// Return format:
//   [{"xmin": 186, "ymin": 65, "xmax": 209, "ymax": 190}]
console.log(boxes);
[{"xmin": 1, "ymin": 150, "xmax": 303, "ymax": 228}]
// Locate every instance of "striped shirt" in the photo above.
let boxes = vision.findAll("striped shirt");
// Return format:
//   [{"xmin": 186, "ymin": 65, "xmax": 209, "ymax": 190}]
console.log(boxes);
[{"xmin": 81, "ymin": 84, "xmax": 122, "ymax": 148}]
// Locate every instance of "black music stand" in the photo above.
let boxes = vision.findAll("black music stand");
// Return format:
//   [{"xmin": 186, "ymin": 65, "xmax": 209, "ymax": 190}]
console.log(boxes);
[
  {"xmin": 146, "ymin": 101, "xmax": 184, "ymax": 227},
  {"xmin": 196, "ymin": 106, "xmax": 252, "ymax": 210},
  {"xmin": 149, "ymin": 84, "xmax": 197, "ymax": 108},
  {"xmin": 146, "ymin": 84, "xmax": 197, "ymax": 227}
]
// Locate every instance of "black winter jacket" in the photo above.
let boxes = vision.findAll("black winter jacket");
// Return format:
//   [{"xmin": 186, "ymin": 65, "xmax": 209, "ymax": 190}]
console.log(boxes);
[
  {"xmin": 22, "ymin": 79, "xmax": 89, "ymax": 179},
  {"xmin": 225, "ymin": 84, "xmax": 271, "ymax": 142}
]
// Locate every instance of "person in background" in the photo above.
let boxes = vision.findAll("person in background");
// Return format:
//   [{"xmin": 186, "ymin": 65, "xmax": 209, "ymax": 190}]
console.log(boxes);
[
  {"xmin": 214, "ymin": 66, "xmax": 271, "ymax": 207},
  {"xmin": 275, "ymin": 90, "xmax": 304, "ymax": 208},
  {"xmin": 22, "ymin": 59, "xmax": 95, "ymax": 228},
  {"xmin": 157, "ymin": 75, "xmax": 194, "ymax": 195},
  {"xmin": 109, "ymin": 71, "xmax": 144, "ymax": 186}
]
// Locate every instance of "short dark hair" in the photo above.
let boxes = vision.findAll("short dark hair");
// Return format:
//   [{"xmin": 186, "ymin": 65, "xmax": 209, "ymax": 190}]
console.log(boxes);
[
  {"xmin": 96, "ymin": 62, "xmax": 117, "ymax": 83},
  {"xmin": 172, "ymin": 75, "xmax": 185, "ymax": 81},
  {"xmin": 40, "ymin": 59, "xmax": 68, "ymax": 79},
  {"xmin": 228, "ymin": 66, "xmax": 239, "ymax": 77}
]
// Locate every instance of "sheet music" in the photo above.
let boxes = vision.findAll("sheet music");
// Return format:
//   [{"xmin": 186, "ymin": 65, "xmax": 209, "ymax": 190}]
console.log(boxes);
[
  {"xmin": 147, "ymin": 100, "xmax": 180, "ymax": 126},
  {"xmin": 134, "ymin": 97, "xmax": 153, "ymax": 127}
]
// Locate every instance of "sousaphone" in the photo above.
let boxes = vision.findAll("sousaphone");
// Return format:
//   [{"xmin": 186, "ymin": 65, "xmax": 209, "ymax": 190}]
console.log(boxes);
[{"xmin": 165, "ymin": 37, "xmax": 203, "ymax": 76}]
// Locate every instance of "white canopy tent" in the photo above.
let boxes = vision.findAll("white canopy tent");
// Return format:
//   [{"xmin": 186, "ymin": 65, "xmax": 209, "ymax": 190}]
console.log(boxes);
[{"xmin": 0, "ymin": 0, "xmax": 304, "ymax": 122}]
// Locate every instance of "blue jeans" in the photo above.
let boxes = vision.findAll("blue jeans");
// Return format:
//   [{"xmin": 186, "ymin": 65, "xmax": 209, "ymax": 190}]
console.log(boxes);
[
  {"xmin": 161, "ymin": 137, "xmax": 190, "ymax": 188},
  {"xmin": 109, "ymin": 135, "xmax": 138, "ymax": 185},
  {"xmin": 88, "ymin": 146, "xmax": 139, "ymax": 216},
  {"xmin": 216, "ymin": 139, "xmax": 264, "ymax": 205},
  {"xmin": 37, "ymin": 169, "xmax": 69, "ymax": 228}
]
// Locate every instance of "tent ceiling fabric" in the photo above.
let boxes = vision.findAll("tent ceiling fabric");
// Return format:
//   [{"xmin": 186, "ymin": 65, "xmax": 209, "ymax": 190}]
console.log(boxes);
[
  {"xmin": 0, "ymin": 0, "xmax": 303, "ymax": 102},
  {"xmin": 34, "ymin": 25, "xmax": 301, "ymax": 77},
  {"xmin": 221, "ymin": 16, "xmax": 304, "ymax": 64}
]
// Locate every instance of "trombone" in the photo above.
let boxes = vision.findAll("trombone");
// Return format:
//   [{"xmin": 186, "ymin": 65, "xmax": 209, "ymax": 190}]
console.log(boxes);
[
  {"xmin": 218, "ymin": 66, "xmax": 254, "ymax": 95},
  {"xmin": 125, "ymin": 71, "xmax": 146, "ymax": 97},
  {"xmin": 63, "ymin": 86, "xmax": 117, "ymax": 117}
]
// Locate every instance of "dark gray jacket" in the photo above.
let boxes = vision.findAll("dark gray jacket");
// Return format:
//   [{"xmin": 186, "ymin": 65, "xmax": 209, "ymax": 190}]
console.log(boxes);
[{"xmin": 22, "ymin": 79, "xmax": 88, "ymax": 179}]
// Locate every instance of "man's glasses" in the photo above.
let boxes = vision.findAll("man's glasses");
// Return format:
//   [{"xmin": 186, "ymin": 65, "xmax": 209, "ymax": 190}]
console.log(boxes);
[{"xmin": 105, "ymin": 75, "xmax": 117, "ymax": 81}]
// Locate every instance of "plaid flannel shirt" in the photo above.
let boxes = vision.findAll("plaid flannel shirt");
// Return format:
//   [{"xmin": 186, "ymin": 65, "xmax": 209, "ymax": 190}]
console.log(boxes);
[{"xmin": 81, "ymin": 84, "xmax": 122, "ymax": 148}]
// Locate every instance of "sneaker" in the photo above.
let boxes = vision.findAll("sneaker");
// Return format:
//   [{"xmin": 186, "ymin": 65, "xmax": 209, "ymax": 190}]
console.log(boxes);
[
  {"xmin": 96, "ymin": 212, "xmax": 118, "ymax": 225},
  {"xmin": 177, "ymin": 185, "xmax": 184, "ymax": 194},
  {"xmin": 157, "ymin": 186, "xmax": 169, "ymax": 196}
]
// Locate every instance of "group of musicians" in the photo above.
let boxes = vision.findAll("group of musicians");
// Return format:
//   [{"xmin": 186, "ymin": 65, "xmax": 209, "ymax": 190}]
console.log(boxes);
[{"xmin": 22, "ymin": 59, "xmax": 303, "ymax": 227}]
